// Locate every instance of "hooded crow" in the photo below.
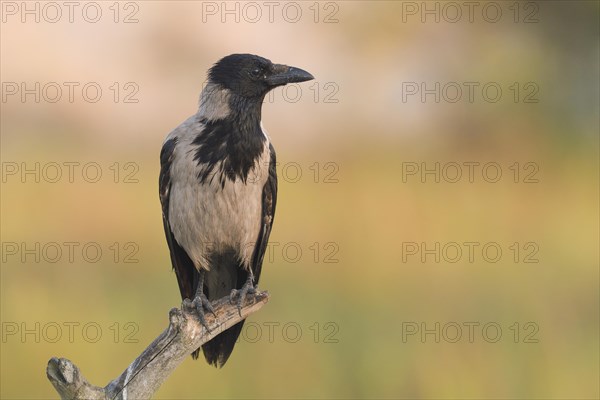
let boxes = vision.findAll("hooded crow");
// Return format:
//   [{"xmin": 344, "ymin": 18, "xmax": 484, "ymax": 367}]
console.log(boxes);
[{"xmin": 159, "ymin": 54, "xmax": 313, "ymax": 367}]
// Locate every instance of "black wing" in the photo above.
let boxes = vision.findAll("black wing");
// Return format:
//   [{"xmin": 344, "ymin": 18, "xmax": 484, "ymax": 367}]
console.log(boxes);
[
  {"xmin": 250, "ymin": 143, "xmax": 278, "ymax": 283},
  {"xmin": 159, "ymin": 137, "xmax": 198, "ymax": 302}
]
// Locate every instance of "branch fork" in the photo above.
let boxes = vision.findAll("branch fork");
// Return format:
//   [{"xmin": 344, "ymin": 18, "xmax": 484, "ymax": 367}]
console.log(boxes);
[{"xmin": 46, "ymin": 292, "xmax": 269, "ymax": 400}]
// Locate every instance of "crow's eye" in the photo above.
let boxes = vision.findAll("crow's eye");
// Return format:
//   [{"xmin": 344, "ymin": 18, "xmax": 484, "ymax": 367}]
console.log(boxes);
[{"xmin": 249, "ymin": 67, "xmax": 262, "ymax": 79}]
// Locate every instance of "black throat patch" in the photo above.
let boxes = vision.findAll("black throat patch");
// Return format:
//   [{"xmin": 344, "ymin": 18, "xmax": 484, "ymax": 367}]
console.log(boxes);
[{"xmin": 192, "ymin": 100, "xmax": 265, "ymax": 187}]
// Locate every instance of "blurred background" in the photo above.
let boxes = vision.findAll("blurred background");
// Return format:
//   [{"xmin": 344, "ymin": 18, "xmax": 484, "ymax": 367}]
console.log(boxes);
[{"xmin": 1, "ymin": 1, "xmax": 598, "ymax": 399}]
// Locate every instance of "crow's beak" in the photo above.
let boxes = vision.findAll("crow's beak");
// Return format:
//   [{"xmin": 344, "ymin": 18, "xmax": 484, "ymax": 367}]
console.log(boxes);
[{"xmin": 267, "ymin": 64, "xmax": 314, "ymax": 87}]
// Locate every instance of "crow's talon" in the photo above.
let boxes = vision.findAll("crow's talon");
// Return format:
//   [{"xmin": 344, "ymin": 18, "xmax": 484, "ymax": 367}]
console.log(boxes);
[
  {"xmin": 185, "ymin": 292, "xmax": 215, "ymax": 332},
  {"xmin": 230, "ymin": 280, "xmax": 257, "ymax": 316},
  {"xmin": 193, "ymin": 294, "xmax": 216, "ymax": 316}
]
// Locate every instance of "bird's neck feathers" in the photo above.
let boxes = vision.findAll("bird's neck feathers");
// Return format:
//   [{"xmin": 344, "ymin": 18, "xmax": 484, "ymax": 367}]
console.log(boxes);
[
  {"xmin": 193, "ymin": 82, "xmax": 267, "ymax": 185},
  {"xmin": 198, "ymin": 82, "xmax": 264, "ymax": 125},
  {"xmin": 198, "ymin": 83, "xmax": 234, "ymax": 121},
  {"xmin": 197, "ymin": 82, "xmax": 265, "ymax": 144}
]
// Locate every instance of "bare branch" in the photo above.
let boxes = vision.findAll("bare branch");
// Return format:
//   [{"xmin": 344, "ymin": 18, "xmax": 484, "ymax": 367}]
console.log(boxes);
[{"xmin": 46, "ymin": 292, "xmax": 269, "ymax": 400}]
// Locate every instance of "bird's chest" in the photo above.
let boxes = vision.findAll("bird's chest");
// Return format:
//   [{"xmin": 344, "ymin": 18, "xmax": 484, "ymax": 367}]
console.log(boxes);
[{"xmin": 168, "ymin": 137, "xmax": 270, "ymax": 269}]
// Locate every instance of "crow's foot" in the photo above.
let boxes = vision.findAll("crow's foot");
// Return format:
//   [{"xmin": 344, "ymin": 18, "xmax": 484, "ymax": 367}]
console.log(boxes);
[
  {"xmin": 230, "ymin": 276, "xmax": 257, "ymax": 316},
  {"xmin": 183, "ymin": 292, "xmax": 216, "ymax": 332}
]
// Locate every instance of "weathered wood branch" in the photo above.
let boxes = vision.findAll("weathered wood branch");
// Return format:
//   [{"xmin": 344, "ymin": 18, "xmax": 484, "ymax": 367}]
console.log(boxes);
[{"xmin": 46, "ymin": 292, "xmax": 269, "ymax": 400}]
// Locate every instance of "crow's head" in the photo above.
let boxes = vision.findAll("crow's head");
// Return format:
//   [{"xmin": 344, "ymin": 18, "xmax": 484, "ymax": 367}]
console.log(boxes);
[{"xmin": 208, "ymin": 54, "xmax": 314, "ymax": 99}]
